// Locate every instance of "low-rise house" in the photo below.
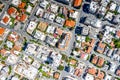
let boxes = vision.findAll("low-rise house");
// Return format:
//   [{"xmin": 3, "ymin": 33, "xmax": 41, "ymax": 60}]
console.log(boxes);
[
  {"xmin": 89, "ymin": 1, "xmax": 99, "ymax": 13},
  {"xmin": 85, "ymin": 73, "xmax": 94, "ymax": 80},
  {"xmin": 97, "ymin": 57, "xmax": 105, "ymax": 67},
  {"xmin": 7, "ymin": 7, "xmax": 17, "ymax": 18},
  {"xmin": 81, "ymin": 26, "xmax": 89, "ymax": 36},
  {"xmin": 36, "ymin": 8, "xmax": 44, "ymax": 17},
  {"xmin": 49, "ymin": 3, "xmax": 59, "ymax": 13},
  {"xmin": 53, "ymin": 72, "xmax": 60, "ymax": 79},
  {"xmin": 55, "ymin": 16, "xmax": 65, "ymax": 25},
  {"xmin": 73, "ymin": 0, "xmax": 83, "ymax": 8},
  {"xmin": 32, "ymin": 60, "xmax": 40, "ymax": 69},
  {"xmin": 109, "ymin": 2, "xmax": 117, "ymax": 11},
  {"xmin": 26, "ymin": 5, "xmax": 33, "ymax": 13},
  {"xmin": 109, "ymin": 62, "xmax": 117, "ymax": 73},
  {"xmin": 84, "ymin": 18, "xmax": 102, "ymax": 28},
  {"xmin": 1, "ymin": 13, "xmax": 11, "ymax": 25},
  {"xmin": 105, "ymin": 12, "xmax": 114, "ymax": 21},
  {"xmin": 45, "ymin": 36, "xmax": 58, "ymax": 46},
  {"xmin": 23, "ymin": 55, "xmax": 33, "ymax": 64},
  {"xmin": 30, "ymin": 0, "xmax": 38, "ymax": 5},
  {"xmin": 7, "ymin": 32, "xmax": 19, "ymax": 42},
  {"xmin": 6, "ymin": 54, "xmax": 18, "ymax": 64},
  {"xmin": 26, "ymin": 21, "xmax": 37, "ymax": 34},
  {"xmin": 58, "ymin": 32, "xmax": 71, "ymax": 50},
  {"xmin": 11, "ymin": 0, "xmax": 21, "ymax": 7},
  {"xmin": 25, "ymin": 43, "xmax": 38, "ymax": 55},
  {"xmin": 96, "ymin": 41, "xmax": 106, "ymax": 54},
  {"xmin": 46, "ymin": 25, "xmax": 56, "ymax": 34},
  {"xmin": 97, "ymin": 6, "xmax": 107, "ymax": 17},
  {"xmin": 116, "ymin": 5, "xmax": 120, "ymax": 14},
  {"xmin": 69, "ymin": 10, "xmax": 79, "ymax": 20},
  {"xmin": 34, "ymin": 30, "xmax": 46, "ymax": 41},
  {"xmin": 40, "ymin": 0, "xmax": 49, "ymax": 9},
  {"xmin": 37, "ymin": 21, "xmax": 48, "ymax": 32},
  {"xmin": 116, "ymin": 65, "xmax": 120, "ymax": 76},
  {"xmin": 112, "ymin": 15, "xmax": 120, "ymax": 24},
  {"xmin": 48, "ymin": 13, "xmax": 56, "ymax": 22},
  {"xmin": 100, "ymin": 0, "xmax": 110, "ymax": 7},
  {"xmin": 14, "ymin": 62, "xmax": 38, "ymax": 80},
  {"xmin": 104, "ymin": 74, "xmax": 112, "ymax": 80},
  {"xmin": 64, "ymin": 19, "xmax": 76, "ymax": 28}
]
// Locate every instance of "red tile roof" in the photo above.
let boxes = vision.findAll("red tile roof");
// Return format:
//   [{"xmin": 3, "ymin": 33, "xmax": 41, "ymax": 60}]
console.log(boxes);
[
  {"xmin": 2, "ymin": 16, "xmax": 9, "ymax": 23},
  {"xmin": 7, "ymin": 7, "xmax": 17, "ymax": 15}
]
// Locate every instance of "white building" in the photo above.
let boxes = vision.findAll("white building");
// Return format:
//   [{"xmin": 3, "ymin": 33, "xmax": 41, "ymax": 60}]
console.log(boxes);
[
  {"xmin": 40, "ymin": 0, "xmax": 49, "ymax": 9},
  {"xmin": 6, "ymin": 54, "xmax": 18, "ymax": 64},
  {"xmin": 105, "ymin": 12, "xmax": 114, "ymax": 21},
  {"xmin": 11, "ymin": 0, "xmax": 21, "ymax": 6},
  {"xmin": 110, "ymin": 2, "xmax": 117, "ymax": 11},
  {"xmin": 85, "ymin": 73, "xmax": 94, "ymax": 80},
  {"xmin": 34, "ymin": 30, "xmax": 46, "ymax": 41},
  {"xmin": 27, "ymin": 21, "xmax": 37, "ymax": 34},
  {"xmin": 46, "ymin": 25, "xmax": 56, "ymax": 34},
  {"xmin": 26, "ymin": 5, "xmax": 33, "ymax": 13},
  {"xmin": 36, "ymin": 8, "xmax": 44, "ymax": 17},
  {"xmin": 89, "ymin": 1, "xmax": 99, "ymax": 13},
  {"xmin": 50, "ymin": 4, "xmax": 59, "ymax": 13}
]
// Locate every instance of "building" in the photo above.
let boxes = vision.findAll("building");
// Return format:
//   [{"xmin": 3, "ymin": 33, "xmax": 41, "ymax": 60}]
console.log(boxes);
[
  {"xmin": 69, "ymin": 10, "xmax": 79, "ymax": 20},
  {"xmin": 46, "ymin": 25, "xmax": 56, "ymax": 34},
  {"xmin": 11, "ymin": 0, "xmax": 21, "ymax": 6},
  {"xmin": 37, "ymin": 21, "xmax": 48, "ymax": 32},
  {"xmin": 109, "ymin": 2, "xmax": 117, "ymax": 11},
  {"xmin": 64, "ymin": 19, "xmax": 76, "ymax": 28},
  {"xmin": 1, "ymin": 13, "xmax": 11, "ymax": 25},
  {"xmin": 58, "ymin": 32, "xmax": 71, "ymax": 50},
  {"xmin": 89, "ymin": 1, "xmax": 99, "ymax": 13},
  {"xmin": 105, "ymin": 12, "xmax": 114, "ymax": 21},
  {"xmin": 97, "ymin": 57, "xmax": 105, "ymax": 67},
  {"xmin": 96, "ymin": 42, "xmax": 106, "ymax": 54},
  {"xmin": 36, "ymin": 8, "xmax": 44, "ymax": 17},
  {"xmin": 27, "ymin": 21, "xmax": 37, "ymax": 34},
  {"xmin": 14, "ymin": 62, "xmax": 38, "ymax": 80},
  {"xmin": 26, "ymin": 5, "xmax": 33, "ymax": 13},
  {"xmin": 50, "ymin": 3, "xmax": 59, "ymax": 13},
  {"xmin": 40, "ymin": 0, "xmax": 49, "ymax": 9},
  {"xmin": 34, "ymin": 30, "xmax": 46, "ymax": 41},
  {"xmin": 73, "ymin": 0, "xmax": 82, "ymax": 8},
  {"xmin": 7, "ymin": 7, "xmax": 17, "ymax": 17},
  {"xmin": 85, "ymin": 73, "xmax": 94, "ymax": 80}
]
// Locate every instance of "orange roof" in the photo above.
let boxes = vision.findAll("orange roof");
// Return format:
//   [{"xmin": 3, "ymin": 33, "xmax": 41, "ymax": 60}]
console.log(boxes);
[
  {"xmin": 97, "ymin": 70, "xmax": 105, "ymax": 79},
  {"xmin": 13, "ymin": 45, "xmax": 22, "ymax": 51},
  {"xmin": 91, "ymin": 55, "xmax": 98, "ymax": 64},
  {"xmin": 56, "ymin": 28, "xmax": 63, "ymax": 36},
  {"xmin": 2, "ymin": 16, "xmax": 9, "ymax": 23},
  {"xmin": 7, "ymin": 7, "xmax": 17, "ymax": 15},
  {"xmin": 116, "ymin": 69, "xmax": 120, "ymax": 76},
  {"xmin": 97, "ymin": 42, "xmax": 106, "ymax": 54},
  {"xmin": 86, "ymin": 47, "xmax": 92, "ymax": 54},
  {"xmin": 0, "ymin": 49, "xmax": 7, "ymax": 54},
  {"xmin": 8, "ymin": 32, "xmax": 19, "ymax": 42},
  {"xmin": 87, "ymin": 68, "xmax": 97, "ymax": 75},
  {"xmin": 70, "ymin": 59, "xmax": 77, "ymax": 65},
  {"xmin": 74, "ymin": 0, "xmax": 83, "ymax": 7},
  {"xmin": 97, "ymin": 57, "xmax": 104, "ymax": 67},
  {"xmin": 53, "ymin": 72, "xmax": 60, "ymax": 79},
  {"xmin": 18, "ymin": 2, "xmax": 26, "ymax": 9},
  {"xmin": 116, "ymin": 30, "xmax": 120, "ymax": 38},
  {"xmin": 0, "ymin": 27, "xmax": 5, "ymax": 36},
  {"xmin": 19, "ymin": 14, "xmax": 27, "ymax": 22},
  {"xmin": 65, "ymin": 20, "xmax": 76, "ymax": 28}
]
